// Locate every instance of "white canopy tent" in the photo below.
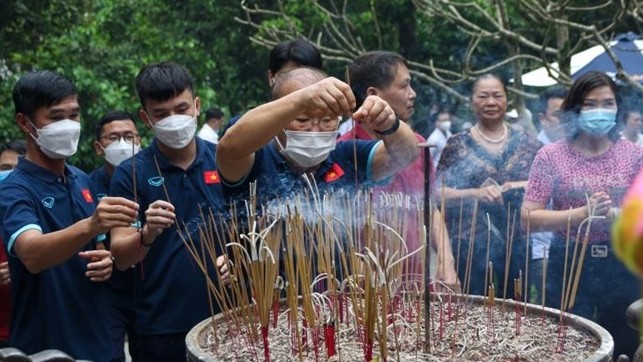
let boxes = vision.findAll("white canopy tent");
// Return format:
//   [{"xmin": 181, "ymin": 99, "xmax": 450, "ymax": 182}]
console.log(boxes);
[{"xmin": 519, "ymin": 39, "xmax": 643, "ymax": 87}]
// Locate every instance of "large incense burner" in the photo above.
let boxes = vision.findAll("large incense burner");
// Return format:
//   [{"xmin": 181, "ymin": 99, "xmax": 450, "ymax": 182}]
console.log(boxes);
[
  {"xmin": 186, "ymin": 295, "xmax": 612, "ymax": 361},
  {"xmin": 183, "ymin": 188, "xmax": 613, "ymax": 361}
]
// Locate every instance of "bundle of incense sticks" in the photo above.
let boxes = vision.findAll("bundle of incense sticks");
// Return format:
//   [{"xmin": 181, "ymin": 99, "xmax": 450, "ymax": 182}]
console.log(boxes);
[
  {"xmin": 180, "ymin": 184, "xmax": 435, "ymax": 361},
  {"xmin": 177, "ymin": 180, "xmax": 600, "ymax": 361}
]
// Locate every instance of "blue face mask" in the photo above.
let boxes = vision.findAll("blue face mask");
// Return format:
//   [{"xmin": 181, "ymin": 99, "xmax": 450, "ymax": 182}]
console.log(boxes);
[
  {"xmin": 0, "ymin": 170, "xmax": 12, "ymax": 183},
  {"xmin": 578, "ymin": 108, "xmax": 617, "ymax": 137}
]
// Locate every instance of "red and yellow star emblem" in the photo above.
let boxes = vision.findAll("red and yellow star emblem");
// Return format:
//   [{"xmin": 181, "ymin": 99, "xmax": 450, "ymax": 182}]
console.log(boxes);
[
  {"xmin": 204, "ymin": 170, "xmax": 221, "ymax": 184},
  {"xmin": 324, "ymin": 163, "xmax": 345, "ymax": 183}
]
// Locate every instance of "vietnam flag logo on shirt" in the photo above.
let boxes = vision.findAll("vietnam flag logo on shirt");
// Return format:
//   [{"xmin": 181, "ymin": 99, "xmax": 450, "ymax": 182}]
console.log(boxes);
[
  {"xmin": 81, "ymin": 189, "xmax": 94, "ymax": 203},
  {"xmin": 204, "ymin": 170, "xmax": 221, "ymax": 184},
  {"xmin": 324, "ymin": 163, "xmax": 345, "ymax": 183}
]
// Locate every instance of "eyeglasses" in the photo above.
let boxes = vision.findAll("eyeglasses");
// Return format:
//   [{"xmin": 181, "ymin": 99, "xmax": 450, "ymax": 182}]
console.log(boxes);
[
  {"xmin": 101, "ymin": 133, "xmax": 141, "ymax": 144},
  {"xmin": 290, "ymin": 117, "xmax": 339, "ymax": 131}
]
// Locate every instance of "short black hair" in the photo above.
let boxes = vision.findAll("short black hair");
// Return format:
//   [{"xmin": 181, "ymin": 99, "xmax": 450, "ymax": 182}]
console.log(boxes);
[
  {"xmin": 0, "ymin": 139, "xmax": 27, "ymax": 156},
  {"xmin": 95, "ymin": 110, "xmax": 136, "ymax": 141},
  {"xmin": 349, "ymin": 51, "xmax": 408, "ymax": 108},
  {"xmin": 12, "ymin": 70, "xmax": 77, "ymax": 120},
  {"xmin": 561, "ymin": 71, "xmax": 620, "ymax": 141},
  {"xmin": 135, "ymin": 61, "xmax": 194, "ymax": 110},
  {"xmin": 538, "ymin": 86, "xmax": 567, "ymax": 115},
  {"xmin": 269, "ymin": 39, "xmax": 323, "ymax": 75},
  {"xmin": 430, "ymin": 103, "xmax": 454, "ymax": 124},
  {"xmin": 205, "ymin": 108, "xmax": 224, "ymax": 121}
]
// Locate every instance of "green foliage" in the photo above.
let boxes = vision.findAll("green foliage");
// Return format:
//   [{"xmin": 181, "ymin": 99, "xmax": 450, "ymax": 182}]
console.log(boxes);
[
  {"xmin": 1, "ymin": 0, "xmax": 641, "ymax": 165},
  {"xmin": 0, "ymin": 0, "xmax": 268, "ymax": 171}
]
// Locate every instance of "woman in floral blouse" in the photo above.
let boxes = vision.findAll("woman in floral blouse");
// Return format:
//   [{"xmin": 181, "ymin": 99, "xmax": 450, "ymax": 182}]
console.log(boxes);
[
  {"xmin": 437, "ymin": 74, "xmax": 542, "ymax": 298},
  {"xmin": 522, "ymin": 71, "xmax": 642, "ymax": 358}
]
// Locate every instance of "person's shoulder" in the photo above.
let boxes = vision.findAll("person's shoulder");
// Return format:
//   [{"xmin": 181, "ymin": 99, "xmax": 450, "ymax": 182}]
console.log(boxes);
[
  {"xmin": 111, "ymin": 148, "xmax": 152, "ymax": 181},
  {"xmin": 427, "ymin": 128, "xmax": 440, "ymax": 141},
  {"xmin": 67, "ymin": 164, "xmax": 92, "ymax": 184},
  {"xmin": 542, "ymin": 139, "xmax": 566, "ymax": 151},
  {"xmin": 444, "ymin": 129, "xmax": 470, "ymax": 145},
  {"xmin": 88, "ymin": 165, "xmax": 106, "ymax": 180},
  {"xmin": 536, "ymin": 140, "xmax": 568, "ymax": 159},
  {"xmin": 413, "ymin": 132, "xmax": 426, "ymax": 142},
  {"xmin": 196, "ymin": 137, "xmax": 217, "ymax": 152},
  {"xmin": 125, "ymin": 146, "xmax": 154, "ymax": 166},
  {"xmin": 614, "ymin": 138, "xmax": 643, "ymax": 156}
]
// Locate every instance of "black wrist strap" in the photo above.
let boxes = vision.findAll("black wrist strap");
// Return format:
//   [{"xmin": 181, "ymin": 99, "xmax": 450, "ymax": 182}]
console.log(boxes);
[{"xmin": 374, "ymin": 118, "xmax": 401, "ymax": 136}]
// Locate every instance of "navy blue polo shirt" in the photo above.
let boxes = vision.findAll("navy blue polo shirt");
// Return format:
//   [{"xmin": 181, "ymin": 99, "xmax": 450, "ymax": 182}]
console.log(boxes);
[
  {"xmin": 110, "ymin": 137, "xmax": 225, "ymax": 335},
  {"xmin": 89, "ymin": 165, "xmax": 110, "ymax": 200},
  {"xmin": 0, "ymin": 158, "xmax": 111, "ymax": 361},
  {"xmin": 89, "ymin": 164, "xmax": 136, "ymax": 311},
  {"xmin": 223, "ymin": 139, "xmax": 381, "ymax": 203}
]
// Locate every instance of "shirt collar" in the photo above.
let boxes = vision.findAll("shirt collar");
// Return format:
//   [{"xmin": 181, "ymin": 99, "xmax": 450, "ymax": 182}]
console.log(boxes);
[
  {"xmin": 17, "ymin": 157, "xmax": 77, "ymax": 184},
  {"xmin": 537, "ymin": 130, "xmax": 551, "ymax": 145},
  {"xmin": 150, "ymin": 137, "xmax": 205, "ymax": 170}
]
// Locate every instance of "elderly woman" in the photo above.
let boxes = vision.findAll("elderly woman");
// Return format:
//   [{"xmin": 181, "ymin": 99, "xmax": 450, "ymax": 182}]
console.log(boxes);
[
  {"xmin": 437, "ymin": 74, "xmax": 542, "ymax": 298},
  {"xmin": 522, "ymin": 71, "xmax": 642, "ymax": 359}
]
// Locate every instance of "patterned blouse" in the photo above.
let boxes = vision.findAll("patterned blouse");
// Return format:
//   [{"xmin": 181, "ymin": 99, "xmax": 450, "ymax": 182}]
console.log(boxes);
[
  {"xmin": 437, "ymin": 125, "xmax": 542, "ymax": 243},
  {"xmin": 525, "ymin": 139, "xmax": 643, "ymax": 244}
]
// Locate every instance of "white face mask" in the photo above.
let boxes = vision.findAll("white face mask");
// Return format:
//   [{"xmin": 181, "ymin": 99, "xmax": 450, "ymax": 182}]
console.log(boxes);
[
  {"xmin": 151, "ymin": 114, "xmax": 197, "ymax": 149},
  {"xmin": 29, "ymin": 119, "xmax": 81, "ymax": 160},
  {"xmin": 439, "ymin": 121, "xmax": 452, "ymax": 132},
  {"xmin": 103, "ymin": 138, "xmax": 140, "ymax": 167},
  {"xmin": 276, "ymin": 130, "xmax": 338, "ymax": 169}
]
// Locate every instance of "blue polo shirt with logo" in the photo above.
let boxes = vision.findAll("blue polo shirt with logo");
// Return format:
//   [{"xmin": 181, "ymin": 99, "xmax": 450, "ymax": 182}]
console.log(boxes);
[
  {"xmin": 110, "ymin": 137, "xmax": 225, "ymax": 335},
  {"xmin": 223, "ymin": 139, "xmax": 381, "ymax": 203},
  {"xmin": 89, "ymin": 165, "xmax": 136, "ymax": 311},
  {"xmin": 89, "ymin": 165, "xmax": 110, "ymax": 200},
  {"xmin": 0, "ymin": 158, "xmax": 111, "ymax": 361}
]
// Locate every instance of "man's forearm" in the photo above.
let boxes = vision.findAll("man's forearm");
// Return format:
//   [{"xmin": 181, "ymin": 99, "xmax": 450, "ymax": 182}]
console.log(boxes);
[
  {"xmin": 111, "ymin": 226, "xmax": 155, "ymax": 270},
  {"xmin": 371, "ymin": 121, "xmax": 420, "ymax": 181}
]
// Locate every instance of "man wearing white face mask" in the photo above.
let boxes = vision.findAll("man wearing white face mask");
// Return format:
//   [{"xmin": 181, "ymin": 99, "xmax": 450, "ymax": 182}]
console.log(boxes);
[
  {"xmin": 109, "ymin": 62, "xmax": 229, "ymax": 362},
  {"xmin": 427, "ymin": 109, "xmax": 454, "ymax": 166},
  {"xmin": 0, "ymin": 70, "xmax": 139, "ymax": 361},
  {"xmin": 91, "ymin": 111, "xmax": 141, "ymax": 198},
  {"xmin": 217, "ymin": 67, "xmax": 420, "ymax": 204},
  {"xmin": 89, "ymin": 110, "xmax": 141, "ymax": 362}
]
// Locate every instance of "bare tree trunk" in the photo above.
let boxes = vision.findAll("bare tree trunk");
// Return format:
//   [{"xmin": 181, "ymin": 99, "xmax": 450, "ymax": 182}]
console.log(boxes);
[{"xmin": 556, "ymin": 12, "xmax": 571, "ymax": 83}]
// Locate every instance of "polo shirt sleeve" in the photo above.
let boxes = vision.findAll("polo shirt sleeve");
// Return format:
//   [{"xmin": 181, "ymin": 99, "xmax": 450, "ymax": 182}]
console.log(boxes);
[
  {"xmin": 109, "ymin": 160, "xmax": 136, "ymax": 201},
  {"xmin": 0, "ymin": 182, "xmax": 42, "ymax": 256},
  {"xmin": 220, "ymin": 146, "xmax": 264, "ymax": 197},
  {"xmin": 334, "ymin": 139, "xmax": 381, "ymax": 184}
]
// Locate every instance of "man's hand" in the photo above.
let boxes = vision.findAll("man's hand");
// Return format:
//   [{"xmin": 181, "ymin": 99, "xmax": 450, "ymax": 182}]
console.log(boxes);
[
  {"xmin": 216, "ymin": 255, "xmax": 231, "ymax": 285},
  {"xmin": 144, "ymin": 200, "xmax": 176, "ymax": 237},
  {"xmin": 79, "ymin": 250, "xmax": 113, "ymax": 282},
  {"xmin": 0, "ymin": 261, "xmax": 10, "ymax": 285},
  {"xmin": 298, "ymin": 77, "xmax": 355, "ymax": 118},
  {"xmin": 352, "ymin": 95, "xmax": 396, "ymax": 135},
  {"xmin": 435, "ymin": 265, "xmax": 461, "ymax": 294},
  {"xmin": 90, "ymin": 197, "xmax": 139, "ymax": 235}
]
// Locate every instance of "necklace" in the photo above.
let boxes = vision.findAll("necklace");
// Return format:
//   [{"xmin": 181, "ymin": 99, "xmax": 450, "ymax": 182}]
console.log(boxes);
[{"xmin": 475, "ymin": 124, "xmax": 507, "ymax": 144}]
